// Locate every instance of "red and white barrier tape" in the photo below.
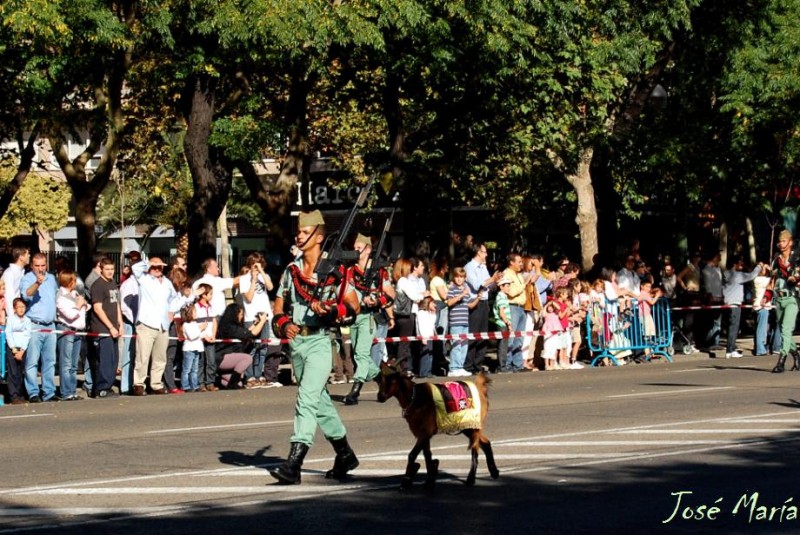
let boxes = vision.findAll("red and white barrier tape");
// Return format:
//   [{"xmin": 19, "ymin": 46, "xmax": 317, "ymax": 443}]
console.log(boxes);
[{"xmin": 15, "ymin": 327, "xmax": 546, "ymax": 346}]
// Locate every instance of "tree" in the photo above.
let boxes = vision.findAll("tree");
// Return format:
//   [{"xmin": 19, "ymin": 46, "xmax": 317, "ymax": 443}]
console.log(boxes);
[{"xmin": 0, "ymin": 163, "xmax": 70, "ymax": 239}]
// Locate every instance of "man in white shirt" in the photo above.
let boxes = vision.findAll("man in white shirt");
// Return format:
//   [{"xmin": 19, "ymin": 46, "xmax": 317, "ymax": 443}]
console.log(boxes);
[
  {"xmin": 1, "ymin": 247, "xmax": 29, "ymax": 317},
  {"xmin": 131, "ymin": 256, "xmax": 177, "ymax": 396}
]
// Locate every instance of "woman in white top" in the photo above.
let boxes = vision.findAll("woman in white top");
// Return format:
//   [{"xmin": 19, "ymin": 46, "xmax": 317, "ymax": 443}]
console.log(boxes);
[
  {"xmin": 393, "ymin": 258, "xmax": 429, "ymax": 376},
  {"xmin": 56, "ymin": 269, "xmax": 90, "ymax": 400},
  {"xmin": 237, "ymin": 253, "xmax": 282, "ymax": 387}
]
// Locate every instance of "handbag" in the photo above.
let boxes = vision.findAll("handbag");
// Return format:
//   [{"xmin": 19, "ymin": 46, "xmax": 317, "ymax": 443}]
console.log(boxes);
[{"xmin": 394, "ymin": 290, "xmax": 412, "ymax": 316}]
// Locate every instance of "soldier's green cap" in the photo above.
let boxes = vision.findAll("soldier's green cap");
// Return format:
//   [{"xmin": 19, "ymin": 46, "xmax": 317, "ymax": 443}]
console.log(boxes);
[
  {"xmin": 355, "ymin": 233, "xmax": 371, "ymax": 247},
  {"xmin": 298, "ymin": 210, "xmax": 325, "ymax": 228}
]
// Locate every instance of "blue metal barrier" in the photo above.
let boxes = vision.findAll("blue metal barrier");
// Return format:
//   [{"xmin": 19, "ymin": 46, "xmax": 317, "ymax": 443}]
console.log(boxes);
[{"xmin": 586, "ymin": 297, "xmax": 673, "ymax": 366}]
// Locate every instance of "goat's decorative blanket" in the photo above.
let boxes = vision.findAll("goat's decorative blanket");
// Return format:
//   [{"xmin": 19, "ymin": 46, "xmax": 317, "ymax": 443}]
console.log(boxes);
[{"xmin": 428, "ymin": 381, "xmax": 482, "ymax": 434}]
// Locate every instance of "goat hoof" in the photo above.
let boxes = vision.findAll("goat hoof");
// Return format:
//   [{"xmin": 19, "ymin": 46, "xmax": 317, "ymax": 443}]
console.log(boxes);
[
  {"xmin": 489, "ymin": 467, "xmax": 500, "ymax": 480},
  {"xmin": 465, "ymin": 475, "xmax": 476, "ymax": 486}
]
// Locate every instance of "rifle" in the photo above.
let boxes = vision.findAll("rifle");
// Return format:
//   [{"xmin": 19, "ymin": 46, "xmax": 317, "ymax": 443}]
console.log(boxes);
[
  {"xmin": 362, "ymin": 209, "xmax": 395, "ymax": 291},
  {"xmin": 312, "ymin": 176, "xmax": 374, "ymax": 302}
]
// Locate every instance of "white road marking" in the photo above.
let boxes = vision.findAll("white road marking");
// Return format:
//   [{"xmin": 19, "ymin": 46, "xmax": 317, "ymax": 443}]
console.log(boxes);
[
  {"xmin": 501, "ymin": 440, "xmax": 741, "ymax": 446},
  {"xmin": 607, "ymin": 386, "xmax": 734, "ymax": 398},
  {"xmin": 724, "ymin": 419, "xmax": 800, "ymax": 423},
  {"xmin": 14, "ymin": 485, "xmax": 368, "ymax": 495},
  {"xmin": 358, "ymin": 453, "xmax": 629, "ymax": 462},
  {"xmin": 0, "ymin": 414, "xmax": 52, "ymax": 420},
  {"xmin": 668, "ymin": 368, "xmax": 717, "ymax": 373},
  {"xmin": 615, "ymin": 428, "xmax": 800, "ymax": 434},
  {"xmin": 147, "ymin": 420, "xmax": 295, "ymax": 434}
]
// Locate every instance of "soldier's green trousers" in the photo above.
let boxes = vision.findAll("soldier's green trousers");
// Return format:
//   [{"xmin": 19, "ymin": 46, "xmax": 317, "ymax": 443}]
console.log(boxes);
[
  {"xmin": 351, "ymin": 313, "xmax": 379, "ymax": 383},
  {"xmin": 289, "ymin": 332, "xmax": 346, "ymax": 445}
]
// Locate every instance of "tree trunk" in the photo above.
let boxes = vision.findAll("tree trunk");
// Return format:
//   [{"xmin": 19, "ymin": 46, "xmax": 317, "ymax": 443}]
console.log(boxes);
[
  {"xmin": 184, "ymin": 74, "xmax": 233, "ymax": 276},
  {"xmin": 382, "ymin": 69, "xmax": 409, "ymax": 248},
  {"xmin": 0, "ymin": 127, "xmax": 40, "ymax": 221},
  {"xmin": 73, "ymin": 185, "xmax": 100, "ymax": 278},
  {"xmin": 552, "ymin": 147, "xmax": 599, "ymax": 272}
]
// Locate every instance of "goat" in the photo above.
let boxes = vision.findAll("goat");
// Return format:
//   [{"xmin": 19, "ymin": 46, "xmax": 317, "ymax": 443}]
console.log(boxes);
[{"xmin": 376, "ymin": 362, "xmax": 500, "ymax": 488}]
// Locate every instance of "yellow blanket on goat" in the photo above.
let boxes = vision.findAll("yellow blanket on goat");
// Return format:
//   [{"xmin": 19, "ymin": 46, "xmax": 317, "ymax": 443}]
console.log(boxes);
[{"xmin": 429, "ymin": 381, "xmax": 482, "ymax": 434}]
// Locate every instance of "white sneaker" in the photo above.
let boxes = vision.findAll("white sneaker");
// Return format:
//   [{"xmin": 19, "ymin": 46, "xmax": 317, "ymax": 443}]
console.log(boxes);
[
  {"xmin": 725, "ymin": 352, "xmax": 743, "ymax": 359},
  {"xmin": 330, "ymin": 378, "xmax": 346, "ymax": 385},
  {"xmin": 447, "ymin": 370, "xmax": 462, "ymax": 377},
  {"xmin": 264, "ymin": 381, "xmax": 283, "ymax": 388},
  {"xmin": 569, "ymin": 362, "xmax": 585, "ymax": 369}
]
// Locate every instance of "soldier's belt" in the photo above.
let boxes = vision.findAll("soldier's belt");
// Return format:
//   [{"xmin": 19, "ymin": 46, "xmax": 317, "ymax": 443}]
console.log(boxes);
[
  {"xmin": 297, "ymin": 325, "xmax": 326, "ymax": 336},
  {"xmin": 777, "ymin": 289, "xmax": 797, "ymax": 298}
]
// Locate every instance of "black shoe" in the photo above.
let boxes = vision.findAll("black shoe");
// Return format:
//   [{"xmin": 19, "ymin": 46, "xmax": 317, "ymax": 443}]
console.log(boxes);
[
  {"xmin": 343, "ymin": 382, "xmax": 363, "ymax": 405},
  {"xmin": 269, "ymin": 442, "xmax": 309, "ymax": 484},
  {"xmin": 773, "ymin": 353, "xmax": 788, "ymax": 373},
  {"xmin": 326, "ymin": 436, "xmax": 359, "ymax": 479},
  {"xmin": 28, "ymin": 396, "xmax": 42, "ymax": 403}
]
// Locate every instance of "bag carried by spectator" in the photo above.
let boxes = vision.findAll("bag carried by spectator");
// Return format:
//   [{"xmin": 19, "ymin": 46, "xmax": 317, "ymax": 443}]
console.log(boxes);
[{"xmin": 394, "ymin": 290, "xmax": 412, "ymax": 317}]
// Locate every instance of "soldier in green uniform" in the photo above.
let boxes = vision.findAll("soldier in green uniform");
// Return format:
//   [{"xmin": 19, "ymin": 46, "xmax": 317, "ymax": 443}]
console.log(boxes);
[
  {"xmin": 771, "ymin": 229, "xmax": 800, "ymax": 373},
  {"xmin": 269, "ymin": 210, "xmax": 361, "ymax": 484},
  {"xmin": 342, "ymin": 233, "xmax": 395, "ymax": 405}
]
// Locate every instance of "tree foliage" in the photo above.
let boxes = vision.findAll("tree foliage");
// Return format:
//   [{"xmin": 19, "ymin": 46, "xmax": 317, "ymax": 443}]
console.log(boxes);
[{"xmin": 0, "ymin": 163, "xmax": 70, "ymax": 239}]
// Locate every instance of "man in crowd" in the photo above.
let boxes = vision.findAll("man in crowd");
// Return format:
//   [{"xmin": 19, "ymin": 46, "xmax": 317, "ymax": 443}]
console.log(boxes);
[
  {"xmin": 132, "ymin": 256, "xmax": 176, "ymax": 395},
  {"xmin": 464, "ymin": 242, "xmax": 501, "ymax": 373},
  {"xmin": 702, "ymin": 251, "xmax": 724, "ymax": 350},
  {"xmin": 90, "ymin": 257, "xmax": 123, "ymax": 397},
  {"xmin": 269, "ymin": 210, "xmax": 360, "ymax": 485},
  {"xmin": 501, "ymin": 253, "xmax": 529, "ymax": 373},
  {"xmin": 20, "ymin": 253, "xmax": 58, "ymax": 402},
  {"xmin": 2, "ymin": 247, "xmax": 29, "ymax": 318}
]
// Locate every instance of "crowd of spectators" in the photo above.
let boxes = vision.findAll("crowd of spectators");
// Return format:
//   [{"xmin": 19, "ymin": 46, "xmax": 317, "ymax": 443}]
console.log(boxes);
[{"xmin": 0, "ymin": 235, "xmax": 789, "ymax": 403}]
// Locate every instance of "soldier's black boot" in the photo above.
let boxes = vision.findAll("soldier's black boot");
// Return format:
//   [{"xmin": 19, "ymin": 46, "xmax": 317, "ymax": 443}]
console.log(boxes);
[
  {"xmin": 343, "ymin": 382, "xmax": 363, "ymax": 405},
  {"xmin": 772, "ymin": 353, "xmax": 788, "ymax": 373},
  {"xmin": 791, "ymin": 350, "xmax": 800, "ymax": 371},
  {"xmin": 269, "ymin": 442, "xmax": 309, "ymax": 484},
  {"xmin": 325, "ymin": 436, "xmax": 359, "ymax": 479}
]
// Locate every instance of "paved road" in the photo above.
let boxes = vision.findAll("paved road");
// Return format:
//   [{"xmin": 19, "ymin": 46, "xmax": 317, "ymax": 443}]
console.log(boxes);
[{"xmin": 2, "ymin": 346, "xmax": 800, "ymax": 534}]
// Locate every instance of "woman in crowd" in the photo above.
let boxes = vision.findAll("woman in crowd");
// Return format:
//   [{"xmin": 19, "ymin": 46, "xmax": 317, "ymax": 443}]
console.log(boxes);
[
  {"xmin": 56, "ymin": 269, "xmax": 90, "ymax": 401},
  {"xmin": 428, "ymin": 255, "xmax": 449, "ymax": 375},
  {"xmin": 214, "ymin": 303, "xmax": 266, "ymax": 388}
]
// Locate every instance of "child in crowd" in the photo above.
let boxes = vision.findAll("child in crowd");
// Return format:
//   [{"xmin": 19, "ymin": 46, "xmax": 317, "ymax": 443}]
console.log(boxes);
[
  {"xmin": 493, "ymin": 277, "xmax": 513, "ymax": 372},
  {"xmin": 181, "ymin": 305, "xmax": 203, "ymax": 392},
  {"xmin": 415, "ymin": 296, "xmax": 437, "ymax": 378},
  {"xmin": 6, "ymin": 298, "xmax": 31, "ymax": 404},
  {"xmin": 446, "ymin": 267, "xmax": 481, "ymax": 377},
  {"xmin": 566, "ymin": 279, "xmax": 588, "ymax": 369},
  {"xmin": 193, "ymin": 283, "xmax": 217, "ymax": 392},
  {"xmin": 56, "ymin": 269, "xmax": 90, "ymax": 400},
  {"xmin": 637, "ymin": 279, "xmax": 662, "ymax": 361},
  {"xmin": 555, "ymin": 287, "xmax": 572, "ymax": 369},
  {"xmin": 542, "ymin": 288, "xmax": 569, "ymax": 371}
]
